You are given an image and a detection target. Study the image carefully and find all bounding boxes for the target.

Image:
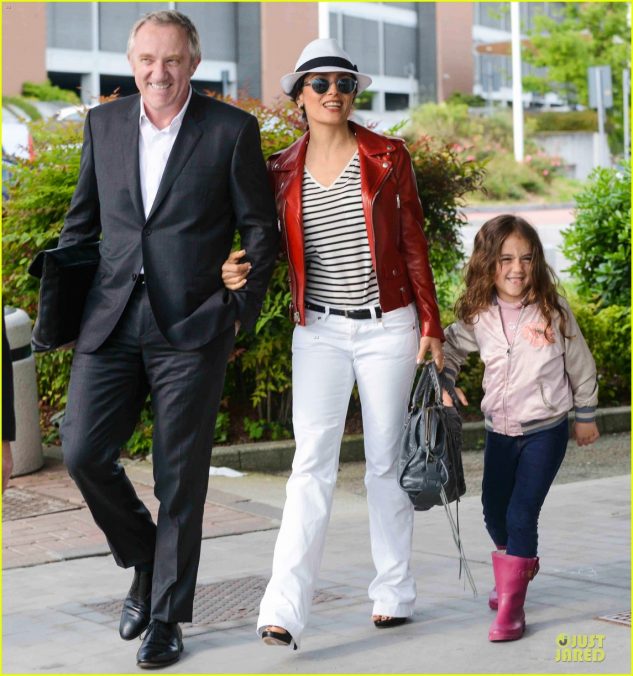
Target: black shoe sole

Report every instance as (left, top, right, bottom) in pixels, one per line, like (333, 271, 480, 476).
(373, 617, 408, 628)
(137, 643, 183, 669)
(261, 629, 297, 650)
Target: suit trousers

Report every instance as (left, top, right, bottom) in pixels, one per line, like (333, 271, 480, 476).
(257, 304, 419, 645)
(61, 281, 234, 622)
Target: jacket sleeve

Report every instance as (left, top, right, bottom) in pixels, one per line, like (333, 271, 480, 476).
(394, 143, 444, 340)
(443, 320, 480, 386)
(561, 299, 599, 422)
(58, 111, 101, 247)
(266, 157, 286, 257)
(228, 115, 280, 332)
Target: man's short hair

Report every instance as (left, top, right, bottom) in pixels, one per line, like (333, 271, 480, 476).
(127, 10, 201, 63)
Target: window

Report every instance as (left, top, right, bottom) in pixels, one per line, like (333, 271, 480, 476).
(385, 92, 410, 111)
(384, 24, 416, 78)
(342, 16, 380, 75)
(176, 3, 237, 61)
(47, 3, 93, 50)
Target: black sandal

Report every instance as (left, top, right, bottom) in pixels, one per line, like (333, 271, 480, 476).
(261, 627, 298, 650)
(373, 616, 408, 629)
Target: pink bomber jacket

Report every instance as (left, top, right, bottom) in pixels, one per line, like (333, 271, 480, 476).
(443, 296, 598, 436)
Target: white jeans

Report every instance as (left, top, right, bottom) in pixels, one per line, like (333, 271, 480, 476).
(257, 304, 419, 645)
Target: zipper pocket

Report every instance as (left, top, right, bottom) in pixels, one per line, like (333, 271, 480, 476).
(538, 382, 556, 411)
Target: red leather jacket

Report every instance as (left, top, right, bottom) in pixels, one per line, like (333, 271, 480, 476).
(268, 121, 444, 340)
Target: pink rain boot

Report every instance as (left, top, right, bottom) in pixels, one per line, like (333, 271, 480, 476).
(488, 551, 539, 641)
(488, 546, 506, 610)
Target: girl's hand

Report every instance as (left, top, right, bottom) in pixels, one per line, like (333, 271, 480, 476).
(222, 249, 251, 290)
(573, 421, 600, 447)
(442, 386, 468, 408)
(417, 336, 444, 371)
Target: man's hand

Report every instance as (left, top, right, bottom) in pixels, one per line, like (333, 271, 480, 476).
(573, 421, 600, 447)
(417, 336, 444, 371)
(222, 249, 251, 290)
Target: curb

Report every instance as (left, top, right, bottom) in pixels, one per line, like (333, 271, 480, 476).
(461, 203, 575, 214)
(44, 406, 630, 474)
(210, 406, 630, 473)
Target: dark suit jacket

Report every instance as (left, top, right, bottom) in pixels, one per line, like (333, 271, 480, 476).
(58, 91, 279, 352)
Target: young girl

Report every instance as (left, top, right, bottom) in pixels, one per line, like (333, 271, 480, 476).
(442, 214, 599, 642)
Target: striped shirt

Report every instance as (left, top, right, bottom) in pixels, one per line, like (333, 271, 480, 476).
(302, 153, 380, 309)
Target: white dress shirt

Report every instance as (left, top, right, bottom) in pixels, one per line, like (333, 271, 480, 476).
(137, 88, 192, 274)
(138, 87, 192, 219)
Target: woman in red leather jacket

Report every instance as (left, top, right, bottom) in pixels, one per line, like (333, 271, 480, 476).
(223, 38, 444, 650)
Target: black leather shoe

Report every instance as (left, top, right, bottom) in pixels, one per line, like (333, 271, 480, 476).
(136, 620, 183, 669)
(119, 570, 152, 640)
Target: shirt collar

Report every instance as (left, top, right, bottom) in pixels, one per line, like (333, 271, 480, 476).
(139, 86, 192, 132)
(493, 293, 525, 309)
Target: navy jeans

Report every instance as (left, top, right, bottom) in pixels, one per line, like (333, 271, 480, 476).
(481, 418, 568, 558)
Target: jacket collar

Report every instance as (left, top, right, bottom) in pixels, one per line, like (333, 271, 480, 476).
(270, 120, 397, 172)
(122, 91, 204, 223)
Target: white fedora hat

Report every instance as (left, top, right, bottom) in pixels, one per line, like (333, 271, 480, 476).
(280, 38, 372, 96)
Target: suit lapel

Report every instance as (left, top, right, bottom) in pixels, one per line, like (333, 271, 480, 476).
(122, 96, 144, 222)
(146, 94, 203, 223)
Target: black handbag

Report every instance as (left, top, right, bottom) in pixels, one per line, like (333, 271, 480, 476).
(398, 362, 476, 594)
(399, 362, 466, 511)
(28, 241, 100, 352)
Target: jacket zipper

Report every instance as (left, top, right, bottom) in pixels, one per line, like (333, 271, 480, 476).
(502, 305, 525, 434)
(368, 166, 393, 303)
(280, 199, 300, 323)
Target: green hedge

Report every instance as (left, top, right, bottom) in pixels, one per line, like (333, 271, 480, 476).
(568, 297, 630, 406)
(2, 95, 41, 121)
(562, 165, 631, 307)
(527, 110, 598, 133)
(22, 80, 81, 104)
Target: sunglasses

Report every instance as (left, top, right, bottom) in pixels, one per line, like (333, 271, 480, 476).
(303, 76, 358, 95)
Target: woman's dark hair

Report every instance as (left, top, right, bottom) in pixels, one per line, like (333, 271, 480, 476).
(289, 75, 308, 123)
(455, 214, 569, 339)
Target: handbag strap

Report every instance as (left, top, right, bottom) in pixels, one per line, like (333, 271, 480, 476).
(411, 362, 458, 411)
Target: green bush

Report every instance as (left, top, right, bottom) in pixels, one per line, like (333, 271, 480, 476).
(2, 95, 41, 121)
(527, 110, 598, 133)
(22, 80, 81, 104)
(568, 297, 630, 405)
(405, 134, 487, 309)
(407, 101, 569, 202)
(482, 153, 547, 200)
(562, 165, 631, 306)
(445, 91, 487, 108)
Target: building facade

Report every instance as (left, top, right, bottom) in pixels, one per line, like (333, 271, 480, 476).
(3, 2, 564, 116)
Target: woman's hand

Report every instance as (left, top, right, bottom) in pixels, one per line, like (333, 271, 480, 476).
(441, 386, 468, 408)
(573, 421, 600, 447)
(417, 336, 444, 371)
(222, 249, 251, 290)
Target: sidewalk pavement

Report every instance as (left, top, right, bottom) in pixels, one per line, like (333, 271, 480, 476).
(2, 450, 630, 674)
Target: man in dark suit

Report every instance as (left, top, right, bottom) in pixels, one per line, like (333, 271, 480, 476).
(58, 10, 278, 669)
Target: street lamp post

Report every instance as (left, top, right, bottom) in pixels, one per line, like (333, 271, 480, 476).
(510, 2, 524, 162)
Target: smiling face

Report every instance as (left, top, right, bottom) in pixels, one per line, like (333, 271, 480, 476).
(128, 21, 200, 127)
(494, 233, 533, 303)
(296, 72, 356, 128)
